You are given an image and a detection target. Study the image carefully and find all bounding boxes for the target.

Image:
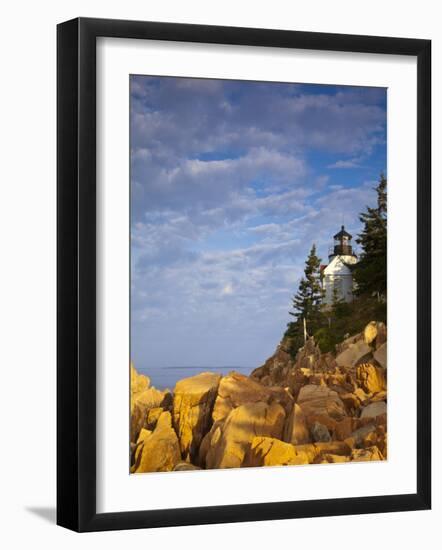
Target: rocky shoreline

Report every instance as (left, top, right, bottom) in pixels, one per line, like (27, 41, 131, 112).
(130, 321, 387, 473)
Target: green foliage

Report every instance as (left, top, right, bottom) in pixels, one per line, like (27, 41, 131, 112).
(285, 292, 386, 358)
(283, 319, 305, 358)
(354, 173, 387, 298)
(285, 277, 387, 359)
(314, 295, 386, 354)
(313, 327, 340, 354)
(285, 244, 324, 355)
(284, 175, 387, 358)
(289, 244, 323, 326)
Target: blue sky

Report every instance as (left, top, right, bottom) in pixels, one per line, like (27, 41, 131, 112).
(130, 75, 386, 370)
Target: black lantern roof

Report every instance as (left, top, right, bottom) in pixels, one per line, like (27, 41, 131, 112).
(333, 225, 352, 240)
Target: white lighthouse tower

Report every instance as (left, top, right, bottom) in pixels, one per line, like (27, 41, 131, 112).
(321, 226, 358, 306)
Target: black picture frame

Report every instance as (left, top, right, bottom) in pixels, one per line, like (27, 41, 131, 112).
(57, 17, 431, 532)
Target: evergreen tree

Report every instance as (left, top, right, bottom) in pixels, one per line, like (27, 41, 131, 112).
(289, 244, 323, 332)
(354, 173, 387, 298)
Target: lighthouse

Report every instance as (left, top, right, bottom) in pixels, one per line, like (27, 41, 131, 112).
(321, 226, 358, 306)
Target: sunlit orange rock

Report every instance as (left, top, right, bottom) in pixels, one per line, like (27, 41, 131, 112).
(244, 436, 309, 467)
(173, 372, 221, 461)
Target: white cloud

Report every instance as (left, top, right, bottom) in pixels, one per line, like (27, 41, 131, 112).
(221, 283, 234, 296)
(327, 158, 361, 169)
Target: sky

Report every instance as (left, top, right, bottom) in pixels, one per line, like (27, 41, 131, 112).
(130, 75, 386, 370)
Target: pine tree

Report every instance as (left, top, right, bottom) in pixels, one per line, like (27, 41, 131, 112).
(289, 244, 323, 331)
(354, 173, 387, 297)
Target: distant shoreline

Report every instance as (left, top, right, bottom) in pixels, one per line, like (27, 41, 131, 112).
(141, 366, 255, 370)
(137, 365, 254, 390)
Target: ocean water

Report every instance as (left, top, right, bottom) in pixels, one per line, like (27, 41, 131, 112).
(137, 365, 254, 390)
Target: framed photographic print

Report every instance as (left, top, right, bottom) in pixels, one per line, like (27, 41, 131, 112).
(57, 17, 431, 532)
